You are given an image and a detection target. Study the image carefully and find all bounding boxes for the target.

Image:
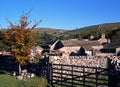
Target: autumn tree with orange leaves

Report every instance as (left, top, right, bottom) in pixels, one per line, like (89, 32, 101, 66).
(3, 14, 38, 74)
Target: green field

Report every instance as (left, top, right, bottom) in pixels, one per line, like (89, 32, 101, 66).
(0, 70, 50, 87)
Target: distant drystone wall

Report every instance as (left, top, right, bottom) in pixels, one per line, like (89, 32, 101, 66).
(49, 56, 118, 68)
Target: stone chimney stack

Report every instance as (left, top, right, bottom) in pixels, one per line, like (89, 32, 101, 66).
(101, 33, 105, 38)
(90, 35, 94, 40)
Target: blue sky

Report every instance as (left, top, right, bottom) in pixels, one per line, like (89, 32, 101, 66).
(0, 0, 120, 30)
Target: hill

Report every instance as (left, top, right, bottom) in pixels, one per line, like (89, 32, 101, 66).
(34, 22, 120, 43)
(34, 28, 68, 45)
(34, 28, 67, 34)
(68, 22, 120, 34)
(61, 22, 120, 41)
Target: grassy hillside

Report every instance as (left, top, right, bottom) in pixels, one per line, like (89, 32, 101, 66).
(69, 22, 120, 33)
(34, 22, 120, 44)
(34, 28, 67, 34)
(62, 22, 120, 40)
(34, 28, 68, 45)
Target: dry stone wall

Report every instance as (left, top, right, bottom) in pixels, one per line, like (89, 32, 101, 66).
(49, 56, 109, 68)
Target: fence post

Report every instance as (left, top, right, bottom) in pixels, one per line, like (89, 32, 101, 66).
(107, 58, 110, 87)
(95, 67, 98, 87)
(83, 66, 85, 87)
(61, 64, 63, 87)
(71, 65, 74, 87)
(107, 57, 118, 87)
(47, 63, 53, 86)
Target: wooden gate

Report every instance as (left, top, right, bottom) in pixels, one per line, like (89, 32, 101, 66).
(48, 63, 108, 87)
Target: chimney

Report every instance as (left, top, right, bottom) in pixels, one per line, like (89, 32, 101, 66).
(90, 35, 94, 40)
(101, 33, 105, 38)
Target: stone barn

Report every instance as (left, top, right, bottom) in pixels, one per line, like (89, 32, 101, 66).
(49, 33, 117, 56)
(50, 39, 102, 56)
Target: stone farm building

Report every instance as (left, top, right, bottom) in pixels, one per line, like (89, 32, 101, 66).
(50, 34, 120, 56)
(30, 46, 43, 63)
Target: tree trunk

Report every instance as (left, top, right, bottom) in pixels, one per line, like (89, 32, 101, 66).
(19, 63, 22, 75)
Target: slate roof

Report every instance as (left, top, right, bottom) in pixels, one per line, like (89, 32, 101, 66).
(103, 41, 120, 49)
(61, 39, 101, 50)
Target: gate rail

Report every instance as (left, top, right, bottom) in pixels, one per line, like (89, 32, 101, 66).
(48, 63, 108, 87)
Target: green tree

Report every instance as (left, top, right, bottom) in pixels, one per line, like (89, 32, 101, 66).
(0, 30, 10, 51)
(3, 14, 38, 74)
(36, 32, 53, 44)
(107, 27, 120, 41)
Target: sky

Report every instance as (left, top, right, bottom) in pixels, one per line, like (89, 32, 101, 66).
(0, 0, 120, 30)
